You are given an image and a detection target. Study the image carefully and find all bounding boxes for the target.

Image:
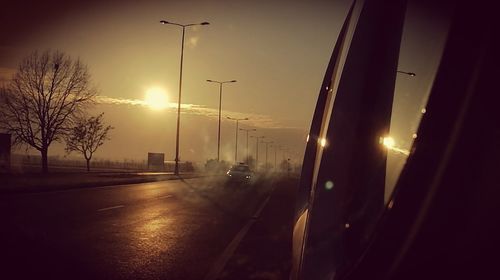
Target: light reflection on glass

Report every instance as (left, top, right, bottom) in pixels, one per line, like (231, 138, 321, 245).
(382, 136, 396, 149)
(381, 136, 410, 156)
(325, 180, 334, 190)
(388, 200, 394, 209)
(384, 0, 450, 204)
(320, 138, 327, 147)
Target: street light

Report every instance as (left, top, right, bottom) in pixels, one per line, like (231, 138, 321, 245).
(239, 128, 256, 164)
(206, 79, 237, 162)
(397, 70, 416, 76)
(280, 146, 289, 169)
(227, 116, 248, 163)
(261, 140, 273, 171)
(250, 136, 265, 170)
(271, 144, 279, 171)
(160, 20, 210, 175)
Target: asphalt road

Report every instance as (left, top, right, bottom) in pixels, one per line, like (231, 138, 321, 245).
(0, 176, 275, 280)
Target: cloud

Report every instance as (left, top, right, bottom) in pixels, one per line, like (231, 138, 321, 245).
(95, 95, 295, 129)
(96, 96, 146, 106)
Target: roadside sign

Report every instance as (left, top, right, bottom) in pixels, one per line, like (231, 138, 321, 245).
(147, 152, 165, 171)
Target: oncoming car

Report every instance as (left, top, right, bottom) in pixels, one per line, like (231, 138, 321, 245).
(226, 164, 253, 182)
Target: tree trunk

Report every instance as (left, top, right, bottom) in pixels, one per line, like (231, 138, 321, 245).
(41, 147, 48, 174)
(86, 159, 90, 172)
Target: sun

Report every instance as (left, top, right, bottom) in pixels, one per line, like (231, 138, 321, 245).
(145, 87, 169, 110)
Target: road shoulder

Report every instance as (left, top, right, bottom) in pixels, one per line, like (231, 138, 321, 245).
(212, 177, 299, 280)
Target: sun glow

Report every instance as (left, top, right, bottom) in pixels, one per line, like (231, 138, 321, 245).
(145, 87, 169, 110)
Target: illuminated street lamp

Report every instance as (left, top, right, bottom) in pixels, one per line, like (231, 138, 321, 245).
(239, 128, 256, 164)
(250, 135, 265, 170)
(227, 116, 248, 162)
(206, 79, 237, 162)
(160, 20, 209, 175)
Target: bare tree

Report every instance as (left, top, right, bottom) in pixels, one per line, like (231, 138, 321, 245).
(65, 113, 113, 172)
(0, 50, 95, 173)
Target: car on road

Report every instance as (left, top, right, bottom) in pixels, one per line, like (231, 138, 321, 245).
(226, 164, 253, 182)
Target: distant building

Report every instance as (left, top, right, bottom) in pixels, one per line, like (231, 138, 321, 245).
(0, 133, 11, 172)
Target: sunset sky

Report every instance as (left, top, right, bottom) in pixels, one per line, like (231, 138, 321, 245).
(0, 0, 449, 165)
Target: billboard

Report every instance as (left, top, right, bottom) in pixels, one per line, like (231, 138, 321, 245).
(147, 152, 165, 171)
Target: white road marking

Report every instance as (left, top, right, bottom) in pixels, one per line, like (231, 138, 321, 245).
(97, 205, 125, 212)
(96, 194, 172, 212)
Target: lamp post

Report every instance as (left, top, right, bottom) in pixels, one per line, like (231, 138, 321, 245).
(396, 70, 416, 76)
(250, 136, 265, 171)
(227, 116, 248, 163)
(280, 146, 289, 171)
(239, 128, 256, 164)
(272, 144, 279, 171)
(206, 79, 237, 162)
(287, 158, 291, 177)
(261, 140, 273, 171)
(160, 20, 209, 175)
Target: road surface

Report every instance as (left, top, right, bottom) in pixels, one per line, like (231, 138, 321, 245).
(0, 176, 274, 279)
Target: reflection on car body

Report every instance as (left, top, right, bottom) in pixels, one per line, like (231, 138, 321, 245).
(291, 0, 497, 279)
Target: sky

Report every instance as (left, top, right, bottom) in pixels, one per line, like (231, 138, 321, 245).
(0, 0, 350, 164)
(0, 0, 450, 167)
